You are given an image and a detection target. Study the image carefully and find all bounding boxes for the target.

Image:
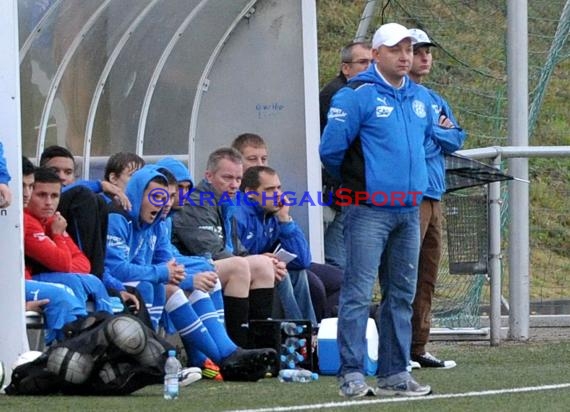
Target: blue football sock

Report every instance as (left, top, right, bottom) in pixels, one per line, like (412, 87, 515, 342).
(189, 290, 237, 359)
(165, 289, 221, 363)
(186, 347, 208, 368)
(148, 304, 163, 331)
(210, 279, 226, 323)
(126, 281, 163, 331)
(151, 282, 168, 332)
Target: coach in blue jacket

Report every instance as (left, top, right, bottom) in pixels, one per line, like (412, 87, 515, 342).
(320, 23, 462, 398)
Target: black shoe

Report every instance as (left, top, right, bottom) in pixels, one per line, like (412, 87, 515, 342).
(220, 348, 278, 382)
(411, 352, 457, 369)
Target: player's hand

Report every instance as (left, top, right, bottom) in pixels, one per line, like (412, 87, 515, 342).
(439, 114, 455, 129)
(264, 254, 287, 281)
(0, 183, 12, 208)
(193, 271, 218, 292)
(273, 259, 288, 282)
(276, 195, 292, 222)
(167, 259, 186, 285)
(25, 299, 50, 312)
(119, 290, 140, 311)
(113, 191, 132, 211)
(101, 180, 132, 211)
(50, 212, 68, 235)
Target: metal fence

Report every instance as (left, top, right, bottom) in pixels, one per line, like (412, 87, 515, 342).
(433, 146, 570, 344)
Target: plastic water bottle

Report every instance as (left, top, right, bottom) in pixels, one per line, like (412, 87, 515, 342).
(278, 368, 318, 383)
(279, 351, 305, 369)
(281, 321, 304, 336)
(284, 337, 307, 353)
(164, 349, 181, 400)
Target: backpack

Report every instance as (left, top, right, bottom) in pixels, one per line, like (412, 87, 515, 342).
(6, 313, 173, 396)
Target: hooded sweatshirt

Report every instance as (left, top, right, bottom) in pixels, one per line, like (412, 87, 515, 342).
(105, 165, 170, 283)
(156, 157, 193, 186)
(320, 64, 461, 210)
(420, 85, 466, 200)
(153, 158, 214, 279)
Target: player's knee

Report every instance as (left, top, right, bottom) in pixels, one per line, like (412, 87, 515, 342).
(232, 256, 250, 273)
(165, 284, 182, 299)
(227, 256, 251, 283)
(249, 255, 274, 282)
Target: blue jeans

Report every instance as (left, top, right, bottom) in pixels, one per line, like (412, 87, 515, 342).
(274, 269, 317, 327)
(337, 205, 420, 380)
(324, 207, 346, 270)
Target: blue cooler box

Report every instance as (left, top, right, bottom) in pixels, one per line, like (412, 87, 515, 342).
(317, 317, 378, 376)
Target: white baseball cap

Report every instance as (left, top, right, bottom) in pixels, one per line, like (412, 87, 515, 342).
(408, 28, 436, 48)
(372, 23, 416, 49)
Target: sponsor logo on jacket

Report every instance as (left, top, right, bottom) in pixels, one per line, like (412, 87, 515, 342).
(376, 105, 394, 117)
(329, 107, 347, 122)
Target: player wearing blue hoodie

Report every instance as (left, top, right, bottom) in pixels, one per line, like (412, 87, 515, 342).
(153, 159, 218, 293)
(408, 28, 466, 370)
(105, 165, 277, 381)
(320, 23, 459, 398)
(155, 158, 230, 379)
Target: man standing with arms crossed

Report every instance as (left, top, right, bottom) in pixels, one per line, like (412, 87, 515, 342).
(321, 22, 460, 398)
(408, 28, 466, 369)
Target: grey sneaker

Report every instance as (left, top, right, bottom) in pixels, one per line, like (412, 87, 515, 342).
(339, 380, 377, 398)
(376, 377, 432, 397)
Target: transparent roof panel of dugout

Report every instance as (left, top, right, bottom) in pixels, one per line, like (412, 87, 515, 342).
(142, 0, 253, 156)
(43, 0, 152, 157)
(17, 0, 263, 159)
(90, 0, 202, 156)
(19, 0, 105, 158)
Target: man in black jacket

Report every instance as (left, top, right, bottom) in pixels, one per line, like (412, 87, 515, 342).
(319, 41, 372, 270)
(171, 148, 277, 347)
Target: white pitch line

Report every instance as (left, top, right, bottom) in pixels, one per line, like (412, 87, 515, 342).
(224, 383, 570, 412)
